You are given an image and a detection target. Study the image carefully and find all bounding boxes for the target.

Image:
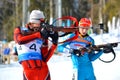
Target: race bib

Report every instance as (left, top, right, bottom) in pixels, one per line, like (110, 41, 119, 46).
(16, 39, 43, 55)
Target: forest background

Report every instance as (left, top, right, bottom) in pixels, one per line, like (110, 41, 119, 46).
(0, 0, 120, 41)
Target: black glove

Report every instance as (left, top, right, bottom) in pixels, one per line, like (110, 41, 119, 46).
(72, 49, 82, 57)
(40, 27, 49, 39)
(49, 31, 58, 45)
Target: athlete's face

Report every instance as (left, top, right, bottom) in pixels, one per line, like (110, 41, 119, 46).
(29, 22, 41, 31)
(31, 18, 44, 28)
(79, 27, 89, 36)
(31, 22, 41, 27)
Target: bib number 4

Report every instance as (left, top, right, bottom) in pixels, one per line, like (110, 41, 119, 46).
(29, 43, 37, 51)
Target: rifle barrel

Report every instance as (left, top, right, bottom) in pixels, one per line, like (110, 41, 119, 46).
(46, 26, 78, 32)
(95, 42, 119, 48)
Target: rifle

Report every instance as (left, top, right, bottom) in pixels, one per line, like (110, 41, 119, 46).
(78, 42, 120, 63)
(21, 22, 78, 36)
(84, 42, 118, 52)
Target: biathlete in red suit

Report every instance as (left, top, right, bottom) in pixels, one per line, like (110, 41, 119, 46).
(14, 10, 58, 80)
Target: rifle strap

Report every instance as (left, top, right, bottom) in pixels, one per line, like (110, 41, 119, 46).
(99, 48, 116, 63)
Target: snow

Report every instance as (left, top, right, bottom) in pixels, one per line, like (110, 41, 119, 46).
(0, 50, 120, 80)
(0, 61, 23, 80)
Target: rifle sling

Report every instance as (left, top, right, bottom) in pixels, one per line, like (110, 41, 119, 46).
(99, 48, 116, 63)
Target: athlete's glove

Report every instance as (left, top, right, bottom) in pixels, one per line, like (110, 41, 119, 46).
(49, 31, 58, 45)
(40, 27, 49, 39)
(72, 49, 82, 57)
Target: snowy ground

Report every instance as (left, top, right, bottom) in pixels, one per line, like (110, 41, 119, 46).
(0, 51, 120, 80)
(0, 33, 120, 80)
(0, 61, 23, 80)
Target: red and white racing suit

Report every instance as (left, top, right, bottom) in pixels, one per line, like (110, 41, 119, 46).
(14, 27, 57, 80)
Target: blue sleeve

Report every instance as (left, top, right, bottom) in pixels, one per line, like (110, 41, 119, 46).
(57, 42, 70, 53)
(89, 50, 103, 61)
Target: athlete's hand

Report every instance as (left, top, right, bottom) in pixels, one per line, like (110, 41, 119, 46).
(72, 49, 82, 57)
(40, 27, 49, 39)
(49, 31, 58, 45)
